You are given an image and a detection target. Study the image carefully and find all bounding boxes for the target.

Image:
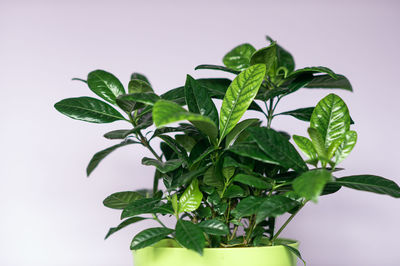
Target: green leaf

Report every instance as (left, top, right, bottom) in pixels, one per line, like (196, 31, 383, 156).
(255, 195, 299, 224)
(231, 196, 265, 218)
(128, 79, 153, 94)
(335, 130, 357, 164)
(130, 227, 174, 250)
(311, 93, 351, 149)
(175, 220, 205, 255)
(54, 97, 126, 123)
(121, 198, 173, 219)
(171, 166, 209, 189)
(219, 64, 266, 142)
(178, 179, 203, 213)
(250, 43, 277, 75)
(86, 140, 138, 176)
(105, 217, 147, 239)
(175, 135, 197, 152)
(171, 194, 178, 214)
(307, 127, 327, 160)
(103, 191, 143, 209)
(87, 70, 125, 104)
(233, 174, 271, 189)
(194, 64, 240, 75)
(130, 72, 151, 86)
(335, 175, 400, 198)
(293, 169, 333, 202)
(117, 92, 160, 106)
(282, 244, 307, 266)
(158, 135, 189, 162)
(142, 157, 183, 174)
(223, 43, 256, 71)
(267, 36, 295, 73)
(278, 107, 314, 122)
(248, 127, 308, 173)
(228, 143, 279, 165)
(203, 166, 224, 189)
(199, 219, 229, 236)
(103, 129, 133, 139)
(225, 119, 259, 147)
(223, 185, 246, 198)
(288, 66, 337, 79)
(153, 100, 218, 142)
(293, 135, 317, 161)
(185, 75, 219, 127)
(305, 74, 352, 91)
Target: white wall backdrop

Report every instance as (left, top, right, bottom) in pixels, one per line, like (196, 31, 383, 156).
(1, 0, 399, 265)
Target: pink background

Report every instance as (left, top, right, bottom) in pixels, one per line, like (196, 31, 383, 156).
(1, 0, 399, 265)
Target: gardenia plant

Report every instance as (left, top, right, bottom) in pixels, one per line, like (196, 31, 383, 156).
(55, 36, 400, 261)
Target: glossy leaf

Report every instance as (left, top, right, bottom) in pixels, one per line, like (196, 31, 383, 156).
(219, 64, 266, 142)
(103, 129, 133, 140)
(278, 107, 314, 122)
(54, 97, 126, 123)
(250, 43, 277, 75)
(105, 217, 147, 239)
(288, 66, 337, 79)
(87, 140, 138, 176)
(198, 219, 229, 236)
(128, 79, 153, 94)
(103, 191, 143, 209)
(231, 196, 265, 218)
(307, 127, 327, 159)
(229, 143, 279, 165)
(310, 93, 350, 149)
(223, 185, 246, 198)
(87, 70, 125, 104)
(130, 72, 151, 85)
(256, 195, 299, 224)
(175, 220, 205, 255)
(305, 74, 352, 91)
(178, 179, 203, 213)
(282, 244, 307, 266)
(267, 36, 295, 73)
(233, 174, 271, 189)
(335, 130, 357, 164)
(225, 118, 259, 147)
(203, 166, 224, 189)
(142, 157, 183, 174)
(248, 127, 308, 173)
(223, 43, 256, 71)
(185, 75, 219, 127)
(130, 227, 174, 250)
(194, 64, 240, 75)
(117, 92, 160, 106)
(293, 135, 317, 161)
(121, 198, 159, 219)
(335, 175, 400, 198)
(153, 100, 218, 142)
(293, 169, 333, 202)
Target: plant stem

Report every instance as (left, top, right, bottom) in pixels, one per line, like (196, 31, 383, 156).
(271, 202, 307, 243)
(245, 215, 256, 245)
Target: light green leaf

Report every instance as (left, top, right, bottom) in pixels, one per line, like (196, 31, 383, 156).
(305, 74, 352, 91)
(142, 157, 183, 173)
(87, 140, 138, 176)
(105, 217, 147, 239)
(255, 195, 299, 223)
(219, 64, 266, 143)
(130, 227, 174, 250)
(335, 175, 400, 198)
(307, 127, 327, 160)
(267, 36, 295, 73)
(225, 118, 259, 147)
(247, 127, 308, 173)
(178, 179, 203, 213)
(171, 194, 178, 214)
(103, 191, 143, 209)
(198, 219, 229, 236)
(153, 100, 218, 142)
(310, 93, 350, 149)
(335, 130, 357, 164)
(175, 220, 205, 255)
(250, 43, 277, 75)
(293, 135, 317, 161)
(87, 70, 125, 104)
(54, 97, 126, 123)
(233, 174, 271, 189)
(293, 169, 333, 202)
(223, 43, 256, 71)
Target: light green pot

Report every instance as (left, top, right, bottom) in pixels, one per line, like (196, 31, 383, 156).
(133, 239, 299, 266)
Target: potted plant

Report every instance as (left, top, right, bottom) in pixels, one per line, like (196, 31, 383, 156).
(54, 36, 400, 266)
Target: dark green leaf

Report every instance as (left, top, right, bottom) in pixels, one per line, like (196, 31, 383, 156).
(250, 42, 277, 75)
(256, 195, 299, 223)
(229, 143, 279, 165)
(194, 64, 240, 75)
(223, 43, 256, 71)
(203, 166, 224, 189)
(87, 140, 138, 176)
(130, 72, 151, 86)
(335, 175, 400, 198)
(225, 119, 260, 147)
(233, 174, 271, 189)
(267, 36, 295, 73)
(288, 66, 337, 79)
(175, 220, 205, 255)
(305, 74, 352, 91)
(231, 196, 264, 218)
(103, 191, 143, 209)
(293, 169, 333, 202)
(54, 97, 126, 123)
(130, 227, 174, 250)
(219, 64, 266, 142)
(121, 198, 161, 219)
(248, 127, 308, 173)
(117, 92, 160, 106)
(199, 219, 229, 236)
(103, 129, 133, 140)
(158, 135, 189, 162)
(87, 70, 125, 104)
(105, 217, 147, 239)
(142, 157, 183, 174)
(223, 185, 246, 198)
(278, 107, 314, 122)
(171, 166, 209, 188)
(282, 244, 307, 266)
(128, 79, 153, 94)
